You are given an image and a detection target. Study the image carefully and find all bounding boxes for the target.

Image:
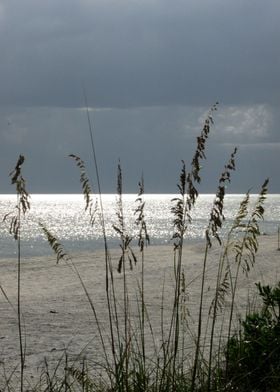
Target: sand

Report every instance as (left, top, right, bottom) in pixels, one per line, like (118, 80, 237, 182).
(0, 234, 279, 385)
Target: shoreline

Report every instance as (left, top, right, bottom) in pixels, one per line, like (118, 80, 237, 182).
(0, 234, 279, 383)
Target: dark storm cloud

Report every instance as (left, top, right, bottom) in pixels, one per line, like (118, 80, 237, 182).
(0, 1, 279, 193)
(0, 0, 279, 108)
(0, 104, 279, 193)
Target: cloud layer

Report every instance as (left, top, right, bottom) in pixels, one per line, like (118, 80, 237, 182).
(0, 0, 279, 108)
(0, 1, 279, 192)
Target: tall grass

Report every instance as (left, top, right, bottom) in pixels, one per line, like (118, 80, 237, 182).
(3, 155, 30, 392)
(1, 106, 275, 391)
(193, 147, 237, 392)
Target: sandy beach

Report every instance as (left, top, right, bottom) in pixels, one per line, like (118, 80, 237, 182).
(0, 234, 279, 385)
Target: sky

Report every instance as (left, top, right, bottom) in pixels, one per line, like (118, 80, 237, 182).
(0, 0, 279, 194)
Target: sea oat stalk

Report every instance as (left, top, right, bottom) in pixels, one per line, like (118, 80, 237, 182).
(4, 155, 30, 392)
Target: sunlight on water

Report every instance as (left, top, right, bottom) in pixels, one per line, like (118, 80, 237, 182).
(0, 194, 279, 258)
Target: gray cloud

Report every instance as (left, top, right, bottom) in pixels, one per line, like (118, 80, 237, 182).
(0, 1, 279, 193)
(0, 0, 279, 108)
(0, 104, 279, 193)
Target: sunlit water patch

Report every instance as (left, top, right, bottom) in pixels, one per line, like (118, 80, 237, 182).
(0, 194, 279, 258)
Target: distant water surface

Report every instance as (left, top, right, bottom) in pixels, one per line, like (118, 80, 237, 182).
(0, 194, 279, 258)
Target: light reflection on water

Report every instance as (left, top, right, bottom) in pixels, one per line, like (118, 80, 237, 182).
(0, 194, 279, 258)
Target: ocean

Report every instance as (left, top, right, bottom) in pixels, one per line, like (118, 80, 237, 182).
(0, 194, 279, 258)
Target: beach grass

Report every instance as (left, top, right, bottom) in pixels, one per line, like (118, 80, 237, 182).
(1, 105, 280, 391)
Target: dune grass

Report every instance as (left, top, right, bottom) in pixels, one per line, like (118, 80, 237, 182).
(1, 105, 279, 391)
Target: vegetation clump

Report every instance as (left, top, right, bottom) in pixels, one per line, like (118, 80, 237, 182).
(224, 281, 280, 392)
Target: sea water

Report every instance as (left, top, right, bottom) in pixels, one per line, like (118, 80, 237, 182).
(0, 194, 279, 258)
